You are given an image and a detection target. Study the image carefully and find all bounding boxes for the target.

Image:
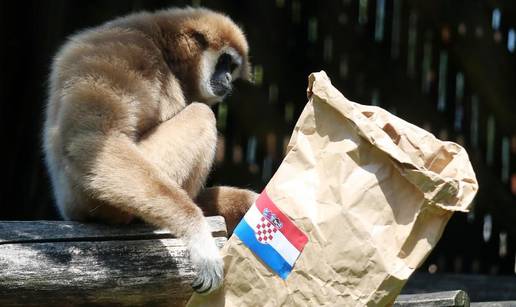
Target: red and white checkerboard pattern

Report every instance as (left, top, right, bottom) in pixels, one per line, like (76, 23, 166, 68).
(255, 216, 278, 244)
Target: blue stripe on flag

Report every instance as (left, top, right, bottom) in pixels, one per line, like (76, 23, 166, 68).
(234, 218, 293, 279)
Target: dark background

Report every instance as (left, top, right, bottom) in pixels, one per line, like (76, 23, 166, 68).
(1, 0, 515, 300)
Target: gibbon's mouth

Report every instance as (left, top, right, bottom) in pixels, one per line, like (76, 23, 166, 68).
(210, 79, 232, 97)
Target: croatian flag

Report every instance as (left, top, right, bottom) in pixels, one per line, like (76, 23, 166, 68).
(234, 191, 308, 279)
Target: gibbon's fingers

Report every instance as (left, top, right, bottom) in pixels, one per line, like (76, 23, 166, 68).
(189, 230, 224, 294)
(138, 102, 217, 198)
(196, 186, 258, 234)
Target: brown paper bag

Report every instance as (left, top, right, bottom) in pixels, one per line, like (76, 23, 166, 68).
(188, 71, 478, 306)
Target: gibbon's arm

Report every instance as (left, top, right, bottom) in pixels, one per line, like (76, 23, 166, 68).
(137, 103, 217, 199)
(137, 102, 259, 234)
(82, 131, 222, 293)
(87, 134, 199, 236)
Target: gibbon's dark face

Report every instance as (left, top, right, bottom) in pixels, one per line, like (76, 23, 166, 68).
(198, 46, 245, 104)
(210, 52, 241, 97)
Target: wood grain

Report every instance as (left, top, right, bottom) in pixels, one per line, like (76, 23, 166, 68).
(0, 217, 227, 306)
(394, 290, 470, 307)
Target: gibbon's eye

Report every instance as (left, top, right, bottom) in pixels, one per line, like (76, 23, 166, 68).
(215, 53, 238, 73)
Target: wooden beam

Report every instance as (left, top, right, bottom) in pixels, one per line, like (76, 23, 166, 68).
(0, 217, 226, 307)
(394, 290, 470, 307)
(402, 273, 516, 302)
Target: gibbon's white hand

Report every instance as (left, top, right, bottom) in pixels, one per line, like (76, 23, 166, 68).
(188, 222, 224, 294)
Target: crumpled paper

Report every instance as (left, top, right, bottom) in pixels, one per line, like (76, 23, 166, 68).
(188, 71, 478, 306)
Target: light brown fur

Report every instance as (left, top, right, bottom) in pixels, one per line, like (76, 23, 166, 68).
(43, 7, 256, 294)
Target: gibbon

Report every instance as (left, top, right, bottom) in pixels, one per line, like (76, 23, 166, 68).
(43, 7, 257, 294)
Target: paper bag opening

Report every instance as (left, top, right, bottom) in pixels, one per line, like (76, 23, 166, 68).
(306, 71, 477, 213)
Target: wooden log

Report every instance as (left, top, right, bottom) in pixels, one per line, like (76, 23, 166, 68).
(0, 217, 226, 307)
(402, 272, 516, 301)
(394, 290, 470, 307)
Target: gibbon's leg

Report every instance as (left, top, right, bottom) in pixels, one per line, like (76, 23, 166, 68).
(84, 131, 222, 294)
(138, 102, 216, 198)
(195, 186, 258, 234)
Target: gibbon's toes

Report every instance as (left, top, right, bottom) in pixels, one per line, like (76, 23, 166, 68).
(190, 253, 223, 294)
(189, 234, 224, 294)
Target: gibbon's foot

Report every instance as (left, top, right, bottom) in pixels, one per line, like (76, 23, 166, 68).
(196, 187, 259, 234)
(188, 224, 224, 294)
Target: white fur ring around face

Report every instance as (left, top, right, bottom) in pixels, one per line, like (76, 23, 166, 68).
(188, 227, 224, 294)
